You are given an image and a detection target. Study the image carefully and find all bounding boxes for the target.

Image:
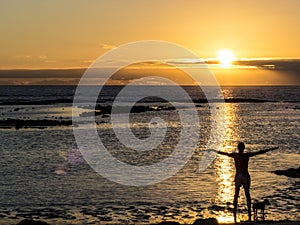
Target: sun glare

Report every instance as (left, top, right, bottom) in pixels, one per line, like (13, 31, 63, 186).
(217, 50, 235, 68)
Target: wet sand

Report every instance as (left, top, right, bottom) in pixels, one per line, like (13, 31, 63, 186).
(10, 219, 300, 225)
(156, 221, 300, 225)
(4, 216, 300, 225)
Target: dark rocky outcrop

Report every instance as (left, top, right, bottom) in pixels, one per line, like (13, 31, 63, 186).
(193, 218, 219, 225)
(157, 222, 181, 225)
(274, 167, 300, 178)
(0, 118, 72, 129)
(16, 219, 50, 225)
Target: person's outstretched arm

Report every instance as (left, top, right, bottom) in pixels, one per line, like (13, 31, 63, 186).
(208, 149, 233, 157)
(249, 147, 279, 157)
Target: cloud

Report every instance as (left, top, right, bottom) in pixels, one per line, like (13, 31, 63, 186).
(0, 69, 85, 79)
(44, 60, 56, 63)
(100, 43, 117, 50)
(39, 55, 47, 59)
(0, 58, 299, 85)
(15, 55, 31, 59)
(234, 58, 300, 72)
(31, 79, 79, 85)
(82, 59, 94, 64)
(166, 58, 205, 65)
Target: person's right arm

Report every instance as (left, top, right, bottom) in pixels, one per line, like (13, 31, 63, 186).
(208, 149, 233, 157)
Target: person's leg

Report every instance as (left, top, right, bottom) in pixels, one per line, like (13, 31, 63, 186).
(233, 184, 240, 223)
(244, 185, 251, 221)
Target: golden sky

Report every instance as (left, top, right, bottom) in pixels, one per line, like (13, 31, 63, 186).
(0, 0, 299, 84)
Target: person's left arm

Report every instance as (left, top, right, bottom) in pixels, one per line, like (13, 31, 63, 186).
(248, 147, 279, 157)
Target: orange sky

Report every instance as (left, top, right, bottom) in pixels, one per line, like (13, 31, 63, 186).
(0, 0, 299, 85)
(1, 0, 300, 69)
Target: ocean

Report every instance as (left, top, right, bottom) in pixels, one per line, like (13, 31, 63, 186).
(0, 85, 299, 224)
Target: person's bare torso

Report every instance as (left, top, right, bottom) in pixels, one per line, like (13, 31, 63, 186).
(232, 153, 250, 175)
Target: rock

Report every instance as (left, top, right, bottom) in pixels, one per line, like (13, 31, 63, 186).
(193, 218, 219, 225)
(16, 219, 50, 225)
(274, 167, 300, 178)
(157, 222, 180, 225)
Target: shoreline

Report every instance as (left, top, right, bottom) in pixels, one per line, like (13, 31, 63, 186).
(220, 222, 299, 225)
(7, 218, 300, 225)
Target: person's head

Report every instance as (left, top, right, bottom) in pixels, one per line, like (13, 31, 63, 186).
(237, 142, 245, 153)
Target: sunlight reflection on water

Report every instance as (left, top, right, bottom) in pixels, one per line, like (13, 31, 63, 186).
(215, 103, 238, 223)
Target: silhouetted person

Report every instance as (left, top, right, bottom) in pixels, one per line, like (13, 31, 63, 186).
(211, 142, 278, 223)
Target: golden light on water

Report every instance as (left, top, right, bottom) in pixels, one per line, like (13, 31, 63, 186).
(215, 156, 235, 223)
(216, 154, 234, 200)
(215, 103, 239, 223)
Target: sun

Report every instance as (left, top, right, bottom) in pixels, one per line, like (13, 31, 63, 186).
(217, 50, 235, 68)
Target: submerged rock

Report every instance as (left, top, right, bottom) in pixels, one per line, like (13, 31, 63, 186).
(0, 118, 72, 129)
(16, 219, 50, 225)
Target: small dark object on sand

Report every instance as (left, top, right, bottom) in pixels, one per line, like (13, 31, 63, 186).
(16, 219, 50, 225)
(193, 218, 219, 225)
(253, 199, 270, 221)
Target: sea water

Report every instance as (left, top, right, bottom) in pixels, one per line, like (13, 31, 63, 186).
(0, 86, 299, 224)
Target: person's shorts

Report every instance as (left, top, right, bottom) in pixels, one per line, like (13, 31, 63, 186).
(235, 173, 250, 188)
